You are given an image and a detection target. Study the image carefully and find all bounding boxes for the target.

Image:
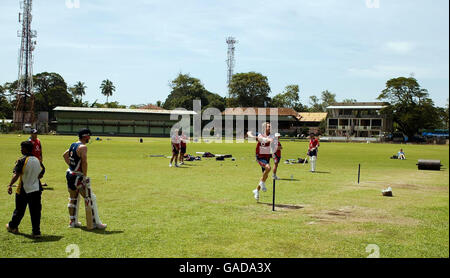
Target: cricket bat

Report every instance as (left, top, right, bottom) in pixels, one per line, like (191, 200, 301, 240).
(84, 178, 95, 230)
(303, 156, 308, 165)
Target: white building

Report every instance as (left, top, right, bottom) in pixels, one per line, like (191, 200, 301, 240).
(326, 102, 393, 138)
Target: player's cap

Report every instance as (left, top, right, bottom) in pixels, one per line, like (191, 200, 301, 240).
(78, 128, 92, 138)
(31, 129, 38, 134)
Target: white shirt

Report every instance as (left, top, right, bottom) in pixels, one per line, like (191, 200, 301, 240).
(171, 134, 180, 144)
(20, 156, 42, 194)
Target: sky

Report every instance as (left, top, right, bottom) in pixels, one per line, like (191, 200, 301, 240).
(0, 0, 449, 108)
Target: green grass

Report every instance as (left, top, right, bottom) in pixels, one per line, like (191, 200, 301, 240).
(0, 134, 448, 258)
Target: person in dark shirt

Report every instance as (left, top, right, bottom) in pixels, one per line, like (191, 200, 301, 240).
(63, 128, 107, 230)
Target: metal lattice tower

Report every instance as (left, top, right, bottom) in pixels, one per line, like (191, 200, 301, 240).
(226, 36, 237, 97)
(14, 0, 37, 129)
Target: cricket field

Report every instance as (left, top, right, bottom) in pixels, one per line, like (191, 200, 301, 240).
(0, 134, 448, 258)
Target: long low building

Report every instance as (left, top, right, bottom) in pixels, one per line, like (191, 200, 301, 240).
(53, 107, 196, 137)
(326, 102, 393, 137)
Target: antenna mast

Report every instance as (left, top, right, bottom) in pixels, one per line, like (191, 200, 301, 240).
(226, 36, 237, 98)
(14, 0, 37, 130)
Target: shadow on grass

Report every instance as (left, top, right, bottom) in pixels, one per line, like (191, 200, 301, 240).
(18, 233, 63, 243)
(277, 178, 301, 181)
(79, 227, 124, 235)
(258, 202, 304, 210)
(310, 171, 331, 174)
(42, 187, 54, 191)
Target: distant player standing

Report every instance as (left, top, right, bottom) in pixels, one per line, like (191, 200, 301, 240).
(248, 122, 273, 201)
(29, 129, 47, 187)
(307, 133, 320, 172)
(170, 129, 181, 167)
(271, 133, 282, 180)
(63, 128, 106, 229)
(179, 131, 188, 165)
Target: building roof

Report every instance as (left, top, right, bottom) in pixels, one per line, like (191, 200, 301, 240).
(298, 112, 328, 122)
(53, 106, 196, 115)
(223, 107, 299, 117)
(326, 102, 389, 110)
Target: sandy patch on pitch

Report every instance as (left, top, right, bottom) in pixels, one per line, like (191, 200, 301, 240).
(363, 181, 448, 193)
(307, 205, 420, 226)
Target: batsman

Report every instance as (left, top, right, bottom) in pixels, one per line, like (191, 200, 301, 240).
(307, 133, 320, 172)
(63, 128, 107, 230)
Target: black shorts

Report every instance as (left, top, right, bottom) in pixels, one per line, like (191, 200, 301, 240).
(180, 146, 186, 154)
(308, 149, 318, 157)
(66, 172, 83, 191)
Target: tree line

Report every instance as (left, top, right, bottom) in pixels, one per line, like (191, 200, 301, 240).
(0, 72, 119, 120)
(1, 71, 448, 140)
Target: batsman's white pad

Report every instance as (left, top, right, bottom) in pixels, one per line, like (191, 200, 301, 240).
(310, 156, 317, 171)
(84, 179, 104, 226)
(90, 191, 104, 225)
(73, 196, 81, 223)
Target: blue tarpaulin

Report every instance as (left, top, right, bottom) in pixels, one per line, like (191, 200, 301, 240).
(422, 132, 449, 137)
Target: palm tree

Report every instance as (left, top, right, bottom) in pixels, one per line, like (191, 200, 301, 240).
(100, 79, 115, 104)
(71, 81, 87, 102)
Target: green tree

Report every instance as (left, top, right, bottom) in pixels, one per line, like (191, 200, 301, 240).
(321, 90, 337, 110)
(308, 95, 323, 112)
(204, 93, 226, 111)
(272, 84, 305, 111)
(104, 101, 126, 109)
(308, 90, 337, 112)
(378, 77, 441, 140)
(228, 72, 271, 107)
(342, 98, 357, 103)
(163, 73, 225, 111)
(33, 72, 73, 119)
(100, 79, 115, 104)
(0, 85, 14, 119)
(70, 81, 87, 102)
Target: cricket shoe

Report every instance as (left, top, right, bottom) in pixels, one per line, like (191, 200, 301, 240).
(95, 223, 107, 230)
(175, 164, 180, 167)
(259, 181, 267, 192)
(31, 233, 42, 239)
(252, 189, 260, 201)
(68, 220, 82, 228)
(169, 163, 173, 167)
(6, 224, 19, 234)
(272, 175, 280, 180)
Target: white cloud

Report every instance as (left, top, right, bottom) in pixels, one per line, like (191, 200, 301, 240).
(346, 65, 449, 80)
(383, 41, 415, 54)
